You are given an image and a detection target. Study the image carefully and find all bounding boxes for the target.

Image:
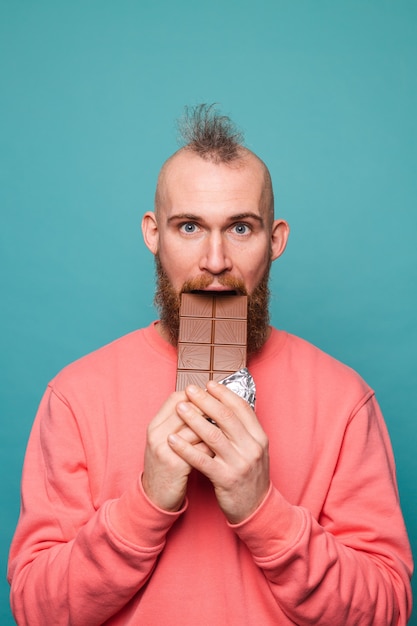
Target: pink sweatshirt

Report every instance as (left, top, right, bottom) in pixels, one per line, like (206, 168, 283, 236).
(8, 323, 413, 625)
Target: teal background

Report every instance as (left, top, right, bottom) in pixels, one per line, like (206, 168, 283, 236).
(1, 1, 416, 623)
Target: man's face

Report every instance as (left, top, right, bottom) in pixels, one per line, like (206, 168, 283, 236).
(153, 254, 271, 353)
(142, 150, 289, 350)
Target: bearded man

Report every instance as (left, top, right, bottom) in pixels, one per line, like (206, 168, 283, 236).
(8, 105, 412, 625)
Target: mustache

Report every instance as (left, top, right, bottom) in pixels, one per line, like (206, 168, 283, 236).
(181, 274, 248, 295)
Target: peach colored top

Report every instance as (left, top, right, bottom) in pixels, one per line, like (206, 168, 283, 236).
(8, 323, 413, 625)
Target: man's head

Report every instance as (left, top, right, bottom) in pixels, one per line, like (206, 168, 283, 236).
(155, 104, 275, 226)
(142, 104, 289, 353)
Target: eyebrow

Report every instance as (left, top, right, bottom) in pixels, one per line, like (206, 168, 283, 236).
(167, 212, 265, 225)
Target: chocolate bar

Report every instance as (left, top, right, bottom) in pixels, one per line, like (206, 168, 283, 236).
(176, 293, 248, 391)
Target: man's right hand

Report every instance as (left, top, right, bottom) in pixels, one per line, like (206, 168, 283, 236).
(142, 391, 210, 511)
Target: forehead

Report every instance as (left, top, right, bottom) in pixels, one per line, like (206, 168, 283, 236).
(157, 151, 267, 216)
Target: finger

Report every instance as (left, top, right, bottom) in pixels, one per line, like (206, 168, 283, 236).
(193, 440, 215, 458)
(206, 380, 256, 421)
(149, 390, 204, 436)
(183, 384, 253, 440)
(149, 391, 187, 429)
(168, 431, 217, 473)
(170, 426, 214, 456)
(176, 400, 240, 462)
(176, 424, 204, 445)
(206, 381, 266, 440)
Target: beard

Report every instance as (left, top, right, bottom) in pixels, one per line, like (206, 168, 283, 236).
(154, 254, 271, 355)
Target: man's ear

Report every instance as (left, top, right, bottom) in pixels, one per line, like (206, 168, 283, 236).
(142, 211, 159, 255)
(270, 219, 290, 261)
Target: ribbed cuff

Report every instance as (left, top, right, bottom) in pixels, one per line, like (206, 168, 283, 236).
(108, 475, 188, 549)
(228, 484, 304, 559)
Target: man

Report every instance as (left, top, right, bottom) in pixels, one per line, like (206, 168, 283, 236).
(8, 105, 413, 625)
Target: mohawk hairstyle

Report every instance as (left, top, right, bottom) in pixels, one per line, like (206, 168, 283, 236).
(178, 103, 245, 163)
(155, 104, 274, 222)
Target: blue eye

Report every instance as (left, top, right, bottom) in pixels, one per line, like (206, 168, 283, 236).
(232, 223, 250, 235)
(180, 222, 197, 233)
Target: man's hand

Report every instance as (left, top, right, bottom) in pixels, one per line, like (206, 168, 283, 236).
(142, 391, 211, 512)
(168, 380, 270, 524)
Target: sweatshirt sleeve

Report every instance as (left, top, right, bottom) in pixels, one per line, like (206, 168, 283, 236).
(8, 385, 186, 626)
(230, 394, 413, 625)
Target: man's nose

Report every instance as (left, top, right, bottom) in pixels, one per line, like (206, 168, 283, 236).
(199, 232, 232, 275)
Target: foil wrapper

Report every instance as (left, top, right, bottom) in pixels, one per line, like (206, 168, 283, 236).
(206, 368, 256, 425)
(219, 367, 256, 409)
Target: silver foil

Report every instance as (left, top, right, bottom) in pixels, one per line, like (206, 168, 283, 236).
(218, 367, 256, 409)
